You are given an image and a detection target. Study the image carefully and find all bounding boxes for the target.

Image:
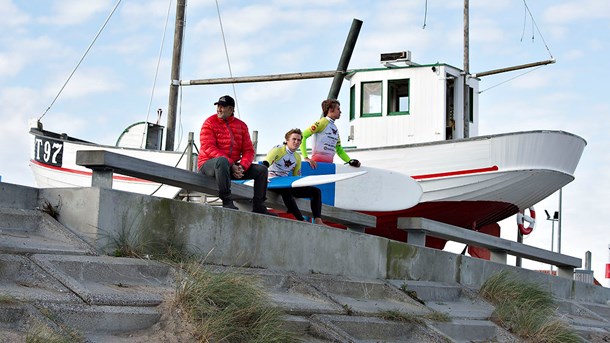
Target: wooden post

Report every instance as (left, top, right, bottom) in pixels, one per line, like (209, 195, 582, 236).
(166, 0, 186, 151)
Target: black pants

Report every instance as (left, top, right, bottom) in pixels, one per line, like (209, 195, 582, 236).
(275, 186, 322, 221)
(199, 157, 268, 206)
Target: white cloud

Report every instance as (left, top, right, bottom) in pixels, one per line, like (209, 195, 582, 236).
(0, 0, 30, 27)
(39, 0, 114, 26)
(44, 67, 122, 99)
(544, 0, 610, 24)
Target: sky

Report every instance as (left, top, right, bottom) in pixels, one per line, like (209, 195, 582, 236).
(1, 0, 609, 284)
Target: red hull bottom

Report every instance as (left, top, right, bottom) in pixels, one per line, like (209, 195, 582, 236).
(274, 200, 517, 254)
(362, 200, 518, 250)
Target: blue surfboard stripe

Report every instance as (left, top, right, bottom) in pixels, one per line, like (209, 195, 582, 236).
(232, 175, 305, 189)
(300, 162, 337, 206)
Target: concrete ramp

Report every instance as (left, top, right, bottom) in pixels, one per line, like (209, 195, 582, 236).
(0, 208, 95, 255)
(31, 254, 174, 306)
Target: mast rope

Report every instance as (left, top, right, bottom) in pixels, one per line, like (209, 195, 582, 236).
(141, 0, 174, 149)
(520, 0, 554, 59)
(39, 0, 123, 121)
(478, 65, 544, 94)
(480, 1, 554, 93)
(215, 0, 240, 118)
(422, 0, 428, 29)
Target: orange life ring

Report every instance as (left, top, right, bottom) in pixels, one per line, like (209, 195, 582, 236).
(517, 207, 536, 235)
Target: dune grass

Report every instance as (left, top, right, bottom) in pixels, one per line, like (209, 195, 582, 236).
(25, 323, 80, 343)
(479, 271, 582, 343)
(174, 262, 297, 343)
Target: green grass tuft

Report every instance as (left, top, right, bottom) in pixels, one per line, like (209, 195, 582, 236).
(480, 271, 582, 343)
(25, 323, 80, 343)
(175, 262, 298, 343)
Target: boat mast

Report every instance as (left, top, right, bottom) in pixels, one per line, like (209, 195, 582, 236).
(166, 0, 186, 151)
(463, 0, 470, 138)
(327, 19, 362, 100)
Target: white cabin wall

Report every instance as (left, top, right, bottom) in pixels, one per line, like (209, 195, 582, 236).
(349, 66, 450, 149)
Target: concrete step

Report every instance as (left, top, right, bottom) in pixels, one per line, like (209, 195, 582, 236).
(0, 254, 81, 304)
(257, 272, 346, 315)
(281, 315, 338, 343)
(310, 314, 451, 342)
(570, 324, 610, 343)
(299, 274, 431, 316)
(389, 279, 495, 320)
(555, 299, 610, 342)
(570, 300, 610, 321)
(430, 318, 508, 343)
(30, 254, 175, 306)
(0, 208, 95, 255)
(389, 280, 462, 302)
(42, 303, 161, 337)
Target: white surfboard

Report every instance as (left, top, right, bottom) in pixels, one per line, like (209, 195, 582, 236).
(300, 162, 422, 211)
(232, 171, 367, 189)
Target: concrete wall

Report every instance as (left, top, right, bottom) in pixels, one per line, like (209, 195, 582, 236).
(0, 182, 39, 210)
(3, 182, 609, 304)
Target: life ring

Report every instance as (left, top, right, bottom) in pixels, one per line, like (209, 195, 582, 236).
(517, 207, 536, 235)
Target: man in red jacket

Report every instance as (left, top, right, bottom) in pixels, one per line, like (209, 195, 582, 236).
(197, 95, 277, 216)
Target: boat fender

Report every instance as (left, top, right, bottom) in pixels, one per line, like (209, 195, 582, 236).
(517, 207, 536, 235)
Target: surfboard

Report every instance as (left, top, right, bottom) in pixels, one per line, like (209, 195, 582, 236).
(300, 162, 422, 211)
(232, 171, 367, 189)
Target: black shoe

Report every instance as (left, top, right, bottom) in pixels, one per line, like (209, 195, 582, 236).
(252, 206, 278, 217)
(222, 200, 239, 210)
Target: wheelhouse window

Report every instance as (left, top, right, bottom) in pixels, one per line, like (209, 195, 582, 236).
(388, 79, 409, 115)
(361, 81, 382, 117)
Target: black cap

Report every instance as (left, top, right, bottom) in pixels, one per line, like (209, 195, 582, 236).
(214, 95, 235, 107)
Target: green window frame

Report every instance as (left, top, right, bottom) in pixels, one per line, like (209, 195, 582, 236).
(361, 81, 382, 117)
(388, 78, 410, 116)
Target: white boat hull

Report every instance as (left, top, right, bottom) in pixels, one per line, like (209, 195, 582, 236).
(341, 130, 585, 247)
(29, 128, 191, 199)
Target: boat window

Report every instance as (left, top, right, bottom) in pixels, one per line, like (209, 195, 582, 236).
(388, 79, 410, 116)
(361, 81, 382, 117)
(349, 85, 356, 121)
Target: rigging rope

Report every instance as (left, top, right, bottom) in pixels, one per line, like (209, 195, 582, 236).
(215, 0, 240, 118)
(146, 0, 174, 124)
(39, 0, 123, 121)
(141, 0, 174, 149)
(480, 1, 555, 93)
(520, 0, 554, 59)
(478, 65, 544, 94)
(422, 0, 428, 29)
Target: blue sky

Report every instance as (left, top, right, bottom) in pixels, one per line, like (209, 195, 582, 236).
(1, 0, 609, 284)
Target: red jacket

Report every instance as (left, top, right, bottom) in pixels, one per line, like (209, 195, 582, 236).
(197, 114, 255, 170)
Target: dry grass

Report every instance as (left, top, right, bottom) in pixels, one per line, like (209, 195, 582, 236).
(479, 271, 582, 343)
(377, 310, 425, 325)
(377, 309, 450, 325)
(106, 217, 194, 264)
(25, 323, 80, 343)
(0, 294, 18, 305)
(174, 262, 297, 343)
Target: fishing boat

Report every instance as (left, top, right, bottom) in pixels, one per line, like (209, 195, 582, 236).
(27, 1, 586, 252)
(333, 59, 585, 248)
